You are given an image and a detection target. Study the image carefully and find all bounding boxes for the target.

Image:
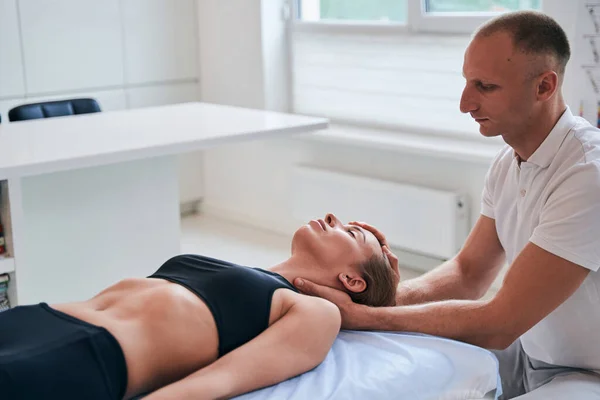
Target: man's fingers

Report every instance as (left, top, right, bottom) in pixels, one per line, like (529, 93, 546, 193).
(382, 245, 400, 269)
(382, 245, 398, 261)
(294, 278, 350, 305)
(294, 278, 319, 296)
(351, 221, 389, 247)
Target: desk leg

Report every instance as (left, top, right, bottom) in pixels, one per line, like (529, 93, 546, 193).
(14, 156, 181, 304)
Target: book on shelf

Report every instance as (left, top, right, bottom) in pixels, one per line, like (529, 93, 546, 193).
(0, 273, 10, 312)
(0, 297, 10, 312)
(0, 218, 6, 256)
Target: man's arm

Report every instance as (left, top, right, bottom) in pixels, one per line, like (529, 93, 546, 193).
(358, 242, 590, 349)
(356, 215, 506, 305)
(145, 292, 340, 400)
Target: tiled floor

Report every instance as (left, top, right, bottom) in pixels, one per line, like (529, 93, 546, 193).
(180, 213, 424, 281)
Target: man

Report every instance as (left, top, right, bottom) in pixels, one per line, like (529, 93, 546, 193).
(294, 10, 600, 399)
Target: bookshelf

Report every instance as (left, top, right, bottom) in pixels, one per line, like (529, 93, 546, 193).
(0, 257, 14, 275)
(580, 2, 600, 125)
(0, 180, 15, 308)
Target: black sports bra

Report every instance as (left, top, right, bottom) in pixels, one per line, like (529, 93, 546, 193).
(148, 254, 297, 356)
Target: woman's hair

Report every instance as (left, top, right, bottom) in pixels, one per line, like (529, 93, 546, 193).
(349, 254, 397, 307)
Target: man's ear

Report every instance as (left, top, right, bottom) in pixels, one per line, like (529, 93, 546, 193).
(536, 71, 558, 101)
(338, 272, 367, 294)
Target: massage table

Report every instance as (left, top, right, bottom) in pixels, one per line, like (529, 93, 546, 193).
(232, 331, 501, 400)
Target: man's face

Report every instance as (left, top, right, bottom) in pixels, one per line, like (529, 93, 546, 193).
(460, 31, 539, 139)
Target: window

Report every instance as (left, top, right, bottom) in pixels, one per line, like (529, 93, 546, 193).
(295, 0, 542, 32)
(297, 0, 408, 23)
(414, 0, 542, 33)
(425, 0, 541, 14)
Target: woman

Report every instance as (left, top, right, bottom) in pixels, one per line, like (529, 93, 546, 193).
(0, 213, 399, 400)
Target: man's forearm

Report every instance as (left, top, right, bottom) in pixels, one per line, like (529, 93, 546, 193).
(396, 258, 484, 306)
(360, 298, 512, 349)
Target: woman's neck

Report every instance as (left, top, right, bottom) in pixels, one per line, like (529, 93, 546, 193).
(269, 255, 341, 291)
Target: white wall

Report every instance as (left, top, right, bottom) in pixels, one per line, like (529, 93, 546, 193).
(261, 0, 291, 112)
(197, 0, 265, 109)
(564, 1, 600, 126)
(0, 0, 26, 99)
(0, 0, 204, 205)
(196, 0, 291, 112)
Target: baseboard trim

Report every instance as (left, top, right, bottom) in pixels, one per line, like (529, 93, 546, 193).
(180, 199, 202, 217)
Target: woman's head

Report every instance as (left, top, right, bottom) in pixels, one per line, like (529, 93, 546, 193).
(291, 213, 399, 307)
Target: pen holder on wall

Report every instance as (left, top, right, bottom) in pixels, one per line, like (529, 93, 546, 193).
(586, 3, 600, 33)
(583, 65, 600, 94)
(582, 65, 600, 128)
(584, 34, 600, 64)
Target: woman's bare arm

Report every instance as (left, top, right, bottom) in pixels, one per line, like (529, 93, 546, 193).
(144, 291, 341, 400)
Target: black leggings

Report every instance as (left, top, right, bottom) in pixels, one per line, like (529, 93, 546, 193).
(0, 303, 128, 400)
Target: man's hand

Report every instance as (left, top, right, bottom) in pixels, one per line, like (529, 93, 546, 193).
(349, 220, 389, 247)
(293, 278, 370, 330)
(350, 221, 401, 277)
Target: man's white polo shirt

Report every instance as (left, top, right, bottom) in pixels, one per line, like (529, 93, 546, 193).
(481, 106, 600, 370)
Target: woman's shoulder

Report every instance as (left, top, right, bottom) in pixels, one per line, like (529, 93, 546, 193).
(270, 289, 341, 325)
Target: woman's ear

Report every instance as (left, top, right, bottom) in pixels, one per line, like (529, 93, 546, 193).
(338, 272, 367, 294)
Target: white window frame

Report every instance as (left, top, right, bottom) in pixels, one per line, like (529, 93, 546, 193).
(293, 0, 544, 35)
(409, 0, 504, 34)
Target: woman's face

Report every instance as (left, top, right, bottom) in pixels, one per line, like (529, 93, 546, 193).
(291, 213, 392, 275)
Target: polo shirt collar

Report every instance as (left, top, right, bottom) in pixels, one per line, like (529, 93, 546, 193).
(517, 107, 577, 168)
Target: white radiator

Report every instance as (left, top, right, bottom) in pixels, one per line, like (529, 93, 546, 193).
(291, 165, 469, 260)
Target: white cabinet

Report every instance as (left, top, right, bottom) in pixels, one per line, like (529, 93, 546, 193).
(126, 82, 198, 109)
(19, 0, 124, 94)
(0, 0, 25, 98)
(122, 0, 198, 84)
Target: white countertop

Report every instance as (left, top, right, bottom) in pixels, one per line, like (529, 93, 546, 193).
(0, 102, 328, 179)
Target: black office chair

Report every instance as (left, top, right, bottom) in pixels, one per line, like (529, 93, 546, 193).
(8, 98, 101, 122)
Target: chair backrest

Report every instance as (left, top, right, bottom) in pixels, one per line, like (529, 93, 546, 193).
(8, 98, 101, 122)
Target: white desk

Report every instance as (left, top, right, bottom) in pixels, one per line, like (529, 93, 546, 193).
(0, 102, 327, 305)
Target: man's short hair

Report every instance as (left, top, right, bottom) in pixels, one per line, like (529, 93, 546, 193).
(475, 10, 571, 76)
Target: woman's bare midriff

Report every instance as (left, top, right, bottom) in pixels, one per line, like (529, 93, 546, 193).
(51, 277, 220, 399)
